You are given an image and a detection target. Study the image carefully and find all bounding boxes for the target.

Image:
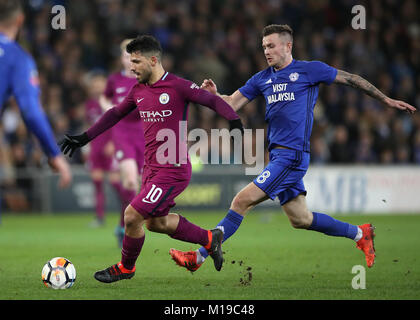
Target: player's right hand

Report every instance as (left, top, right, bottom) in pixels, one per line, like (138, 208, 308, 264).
(58, 132, 90, 158)
(48, 155, 72, 188)
(229, 118, 244, 134)
(200, 79, 217, 95)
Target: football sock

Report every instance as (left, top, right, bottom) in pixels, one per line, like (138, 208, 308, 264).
(198, 209, 244, 261)
(121, 234, 145, 270)
(93, 179, 105, 221)
(169, 215, 210, 247)
(354, 227, 363, 242)
(308, 212, 358, 240)
(112, 183, 136, 227)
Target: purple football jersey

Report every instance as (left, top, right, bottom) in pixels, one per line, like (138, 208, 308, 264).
(87, 72, 239, 171)
(85, 98, 111, 150)
(104, 72, 145, 167)
(104, 72, 140, 133)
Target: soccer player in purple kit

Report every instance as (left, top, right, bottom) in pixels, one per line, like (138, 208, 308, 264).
(99, 39, 145, 246)
(84, 72, 125, 229)
(59, 35, 244, 283)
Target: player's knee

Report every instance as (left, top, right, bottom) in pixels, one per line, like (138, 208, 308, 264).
(124, 206, 141, 229)
(230, 193, 251, 214)
(289, 213, 312, 229)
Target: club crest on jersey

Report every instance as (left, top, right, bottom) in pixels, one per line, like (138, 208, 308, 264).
(159, 93, 170, 104)
(289, 72, 299, 82)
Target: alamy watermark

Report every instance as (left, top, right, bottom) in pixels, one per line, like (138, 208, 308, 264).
(351, 265, 366, 289)
(155, 122, 265, 176)
(351, 5, 366, 30)
(51, 5, 66, 30)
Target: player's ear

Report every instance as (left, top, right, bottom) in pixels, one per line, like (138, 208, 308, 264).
(16, 11, 25, 28)
(150, 55, 159, 67)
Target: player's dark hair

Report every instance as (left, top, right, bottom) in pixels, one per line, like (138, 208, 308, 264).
(0, 0, 22, 23)
(262, 24, 293, 41)
(126, 35, 163, 61)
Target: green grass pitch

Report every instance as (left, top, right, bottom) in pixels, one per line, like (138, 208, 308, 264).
(0, 211, 419, 300)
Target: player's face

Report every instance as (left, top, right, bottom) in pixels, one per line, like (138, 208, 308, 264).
(130, 52, 153, 84)
(262, 33, 292, 69)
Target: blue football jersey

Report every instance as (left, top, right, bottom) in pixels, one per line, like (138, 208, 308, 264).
(0, 32, 59, 157)
(239, 59, 337, 152)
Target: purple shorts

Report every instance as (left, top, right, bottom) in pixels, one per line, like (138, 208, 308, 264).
(113, 129, 145, 174)
(88, 136, 117, 171)
(130, 163, 191, 219)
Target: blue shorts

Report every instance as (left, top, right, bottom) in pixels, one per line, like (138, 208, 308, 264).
(253, 149, 309, 205)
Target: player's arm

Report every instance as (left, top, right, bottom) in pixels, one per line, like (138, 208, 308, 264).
(11, 55, 71, 187)
(334, 69, 416, 114)
(99, 94, 114, 112)
(201, 79, 250, 112)
(100, 76, 115, 112)
(182, 80, 243, 131)
(59, 89, 137, 157)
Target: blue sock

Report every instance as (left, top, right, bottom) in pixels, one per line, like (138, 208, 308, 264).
(198, 209, 244, 259)
(309, 212, 358, 240)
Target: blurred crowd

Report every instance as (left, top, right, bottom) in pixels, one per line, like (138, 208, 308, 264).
(1, 0, 419, 189)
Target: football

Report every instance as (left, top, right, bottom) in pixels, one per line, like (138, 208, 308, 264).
(41, 257, 76, 289)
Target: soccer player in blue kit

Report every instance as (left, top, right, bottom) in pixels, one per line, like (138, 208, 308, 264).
(170, 24, 417, 271)
(0, 0, 71, 188)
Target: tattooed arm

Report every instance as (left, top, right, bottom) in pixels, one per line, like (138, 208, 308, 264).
(334, 70, 416, 114)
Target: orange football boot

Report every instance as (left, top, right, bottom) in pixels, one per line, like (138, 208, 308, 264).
(169, 248, 202, 272)
(356, 224, 376, 268)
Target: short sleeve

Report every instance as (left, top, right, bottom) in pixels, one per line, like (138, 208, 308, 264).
(238, 74, 261, 101)
(306, 61, 338, 85)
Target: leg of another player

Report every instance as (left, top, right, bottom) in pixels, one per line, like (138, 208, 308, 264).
(90, 169, 105, 227)
(120, 204, 146, 270)
(147, 213, 211, 248)
(150, 213, 225, 271)
(93, 204, 146, 283)
(117, 159, 140, 246)
(195, 182, 269, 263)
(108, 170, 126, 247)
(282, 194, 376, 267)
(282, 194, 362, 240)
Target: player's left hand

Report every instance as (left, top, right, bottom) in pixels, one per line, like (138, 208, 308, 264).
(385, 98, 417, 114)
(229, 118, 244, 134)
(58, 133, 90, 158)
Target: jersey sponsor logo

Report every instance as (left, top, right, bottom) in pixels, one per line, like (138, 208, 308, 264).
(265, 78, 272, 84)
(267, 92, 295, 104)
(137, 97, 145, 103)
(116, 87, 127, 94)
(289, 72, 299, 82)
(159, 93, 170, 104)
(267, 83, 296, 104)
(139, 109, 172, 122)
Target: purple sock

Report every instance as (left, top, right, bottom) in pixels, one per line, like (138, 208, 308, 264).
(170, 215, 209, 247)
(111, 182, 136, 227)
(93, 179, 105, 220)
(121, 234, 145, 270)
